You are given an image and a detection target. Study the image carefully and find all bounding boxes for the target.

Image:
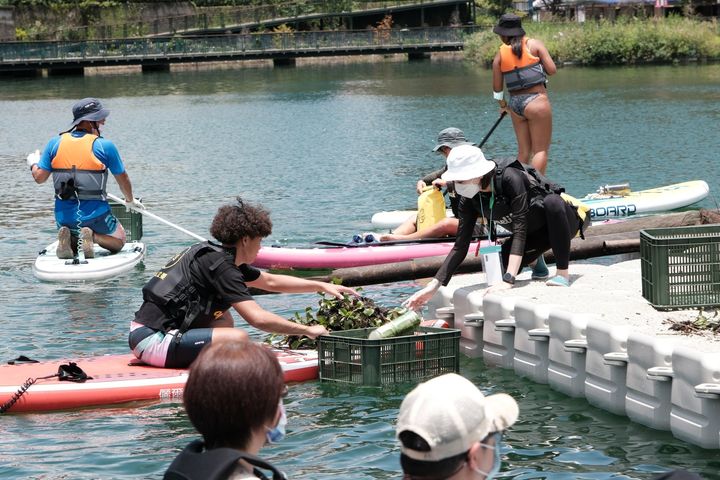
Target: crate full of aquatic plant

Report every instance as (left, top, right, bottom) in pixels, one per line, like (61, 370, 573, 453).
(317, 311, 460, 387)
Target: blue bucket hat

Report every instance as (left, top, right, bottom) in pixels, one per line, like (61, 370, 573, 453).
(70, 97, 109, 128)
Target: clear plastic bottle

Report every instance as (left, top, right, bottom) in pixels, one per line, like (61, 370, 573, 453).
(368, 310, 422, 340)
(597, 182, 631, 196)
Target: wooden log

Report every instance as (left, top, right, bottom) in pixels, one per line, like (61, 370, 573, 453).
(584, 210, 703, 236)
(252, 209, 719, 292)
(299, 231, 642, 288)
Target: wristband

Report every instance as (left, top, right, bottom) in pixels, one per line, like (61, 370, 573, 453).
(493, 90, 504, 101)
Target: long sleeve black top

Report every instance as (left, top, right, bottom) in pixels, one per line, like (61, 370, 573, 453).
(433, 166, 537, 286)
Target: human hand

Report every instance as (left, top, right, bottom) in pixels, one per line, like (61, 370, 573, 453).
(321, 283, 359, 300)
(483, 281, 512, 296)
(305, 324, 329, 339)
(416, 180, 427, 195)
(125, 197, 145, 210)
(499, 101, 509, 115)
(402, 279, 440, 311)
(431, 179, 446, 189)
(26, 149, 40, 168)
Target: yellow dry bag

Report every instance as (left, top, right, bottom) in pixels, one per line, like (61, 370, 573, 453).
(416, 186, 446, 232)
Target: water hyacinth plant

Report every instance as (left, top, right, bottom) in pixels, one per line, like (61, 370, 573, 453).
(267, 290, 405, 349)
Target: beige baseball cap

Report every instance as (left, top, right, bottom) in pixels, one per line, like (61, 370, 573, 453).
(396, 373, 519, 464)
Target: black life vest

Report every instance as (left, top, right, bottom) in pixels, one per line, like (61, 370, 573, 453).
(164, 439, 287, 480)
(492, 157, 564, 209)
(142, 241, 231, 335)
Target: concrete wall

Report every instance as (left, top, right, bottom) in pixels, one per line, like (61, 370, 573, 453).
(0, 7, 14, 42)
(12, 2, 196, 39)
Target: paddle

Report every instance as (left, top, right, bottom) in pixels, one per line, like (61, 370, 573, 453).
(107, 193, 207, 242)
(477, 111, 507, 149)
(315, 228, 512, 248)
(314, 236, 481, 248)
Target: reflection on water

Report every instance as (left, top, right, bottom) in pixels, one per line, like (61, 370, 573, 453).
(1, 61, 719, 479)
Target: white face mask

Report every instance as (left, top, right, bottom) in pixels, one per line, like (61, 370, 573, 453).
(455, 182, 481, 198)
(472, 433, 502, 479)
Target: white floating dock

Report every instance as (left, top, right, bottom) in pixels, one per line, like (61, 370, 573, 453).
(425, 258, 720, 449)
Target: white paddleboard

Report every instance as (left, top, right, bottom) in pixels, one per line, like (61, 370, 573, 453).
(371, 180, 710, 228)
(33, 240, 146, 282)
(579, 180, 709, 219)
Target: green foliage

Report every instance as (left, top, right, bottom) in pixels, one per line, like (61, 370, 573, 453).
(267, 291, 405, 350)
(15, 27, 28, 40)
(464, 16, 720, 66)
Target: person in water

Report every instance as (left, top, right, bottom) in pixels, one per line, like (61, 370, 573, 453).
(164, 340, 288, 480)
(380, 128, 484, 242)
(403, 145, 588, 310)
(396, 373, 519, 480)
(29, 97, 142, 259)
(492, 14, 556, 176)
(129, 197, 357, 369)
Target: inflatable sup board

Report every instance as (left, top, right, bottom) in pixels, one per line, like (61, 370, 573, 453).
(0, 349, 318, 413)
(253, 239, 488, 270)
(371, 180, 709, 228)
(33, 240, 146, 282)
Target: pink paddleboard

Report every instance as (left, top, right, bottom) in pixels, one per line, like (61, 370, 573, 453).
(0, 349, 318, 413)
(254, 240, 487, 270)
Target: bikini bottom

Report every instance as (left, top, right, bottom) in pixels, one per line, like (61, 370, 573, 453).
(509, 93, 540, 118)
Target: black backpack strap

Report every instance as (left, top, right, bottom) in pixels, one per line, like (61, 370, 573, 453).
(164, 439, 287, 480)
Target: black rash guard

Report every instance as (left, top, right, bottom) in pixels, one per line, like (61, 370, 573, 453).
(434, 166, 537, 286)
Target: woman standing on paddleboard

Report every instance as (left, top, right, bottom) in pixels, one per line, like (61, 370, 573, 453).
(129, 197, 357, 369)
(492, 14, 556, 176)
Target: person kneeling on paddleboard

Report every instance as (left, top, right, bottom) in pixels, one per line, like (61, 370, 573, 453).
(29, 97, 142, 259)
(380, 127, 485, 242)
(129, 197, 357, 369)
(403, 144, 589, 310)
(165, 341, 288, 480)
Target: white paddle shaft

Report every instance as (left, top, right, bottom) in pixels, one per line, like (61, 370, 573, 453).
(107, 193, 207, 242)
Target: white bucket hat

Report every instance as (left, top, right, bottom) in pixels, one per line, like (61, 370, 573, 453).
(440, 144, 495, 182)
(396, 373, 519, 463)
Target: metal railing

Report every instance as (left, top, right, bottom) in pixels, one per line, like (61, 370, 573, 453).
(0, 26, 479, 65)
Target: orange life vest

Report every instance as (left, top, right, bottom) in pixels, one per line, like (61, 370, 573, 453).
(499, 37, 546, 92)
(51, 133, 108, 201)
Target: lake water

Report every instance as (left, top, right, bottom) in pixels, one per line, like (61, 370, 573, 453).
(1, 59, 719, 479)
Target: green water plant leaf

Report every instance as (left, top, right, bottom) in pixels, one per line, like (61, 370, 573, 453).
(266, 289, 404, 349)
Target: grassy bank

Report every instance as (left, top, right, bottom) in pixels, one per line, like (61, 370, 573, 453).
(464, 16, 720, 66)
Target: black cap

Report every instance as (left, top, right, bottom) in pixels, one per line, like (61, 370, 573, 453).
(493, 14, 525, 37)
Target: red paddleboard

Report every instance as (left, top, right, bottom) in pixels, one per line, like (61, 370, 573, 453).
(0, 349, 317, 413)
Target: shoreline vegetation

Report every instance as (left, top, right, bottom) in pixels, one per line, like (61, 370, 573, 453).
(465, 16, 720, 66)
(3, 0, 719, 68)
